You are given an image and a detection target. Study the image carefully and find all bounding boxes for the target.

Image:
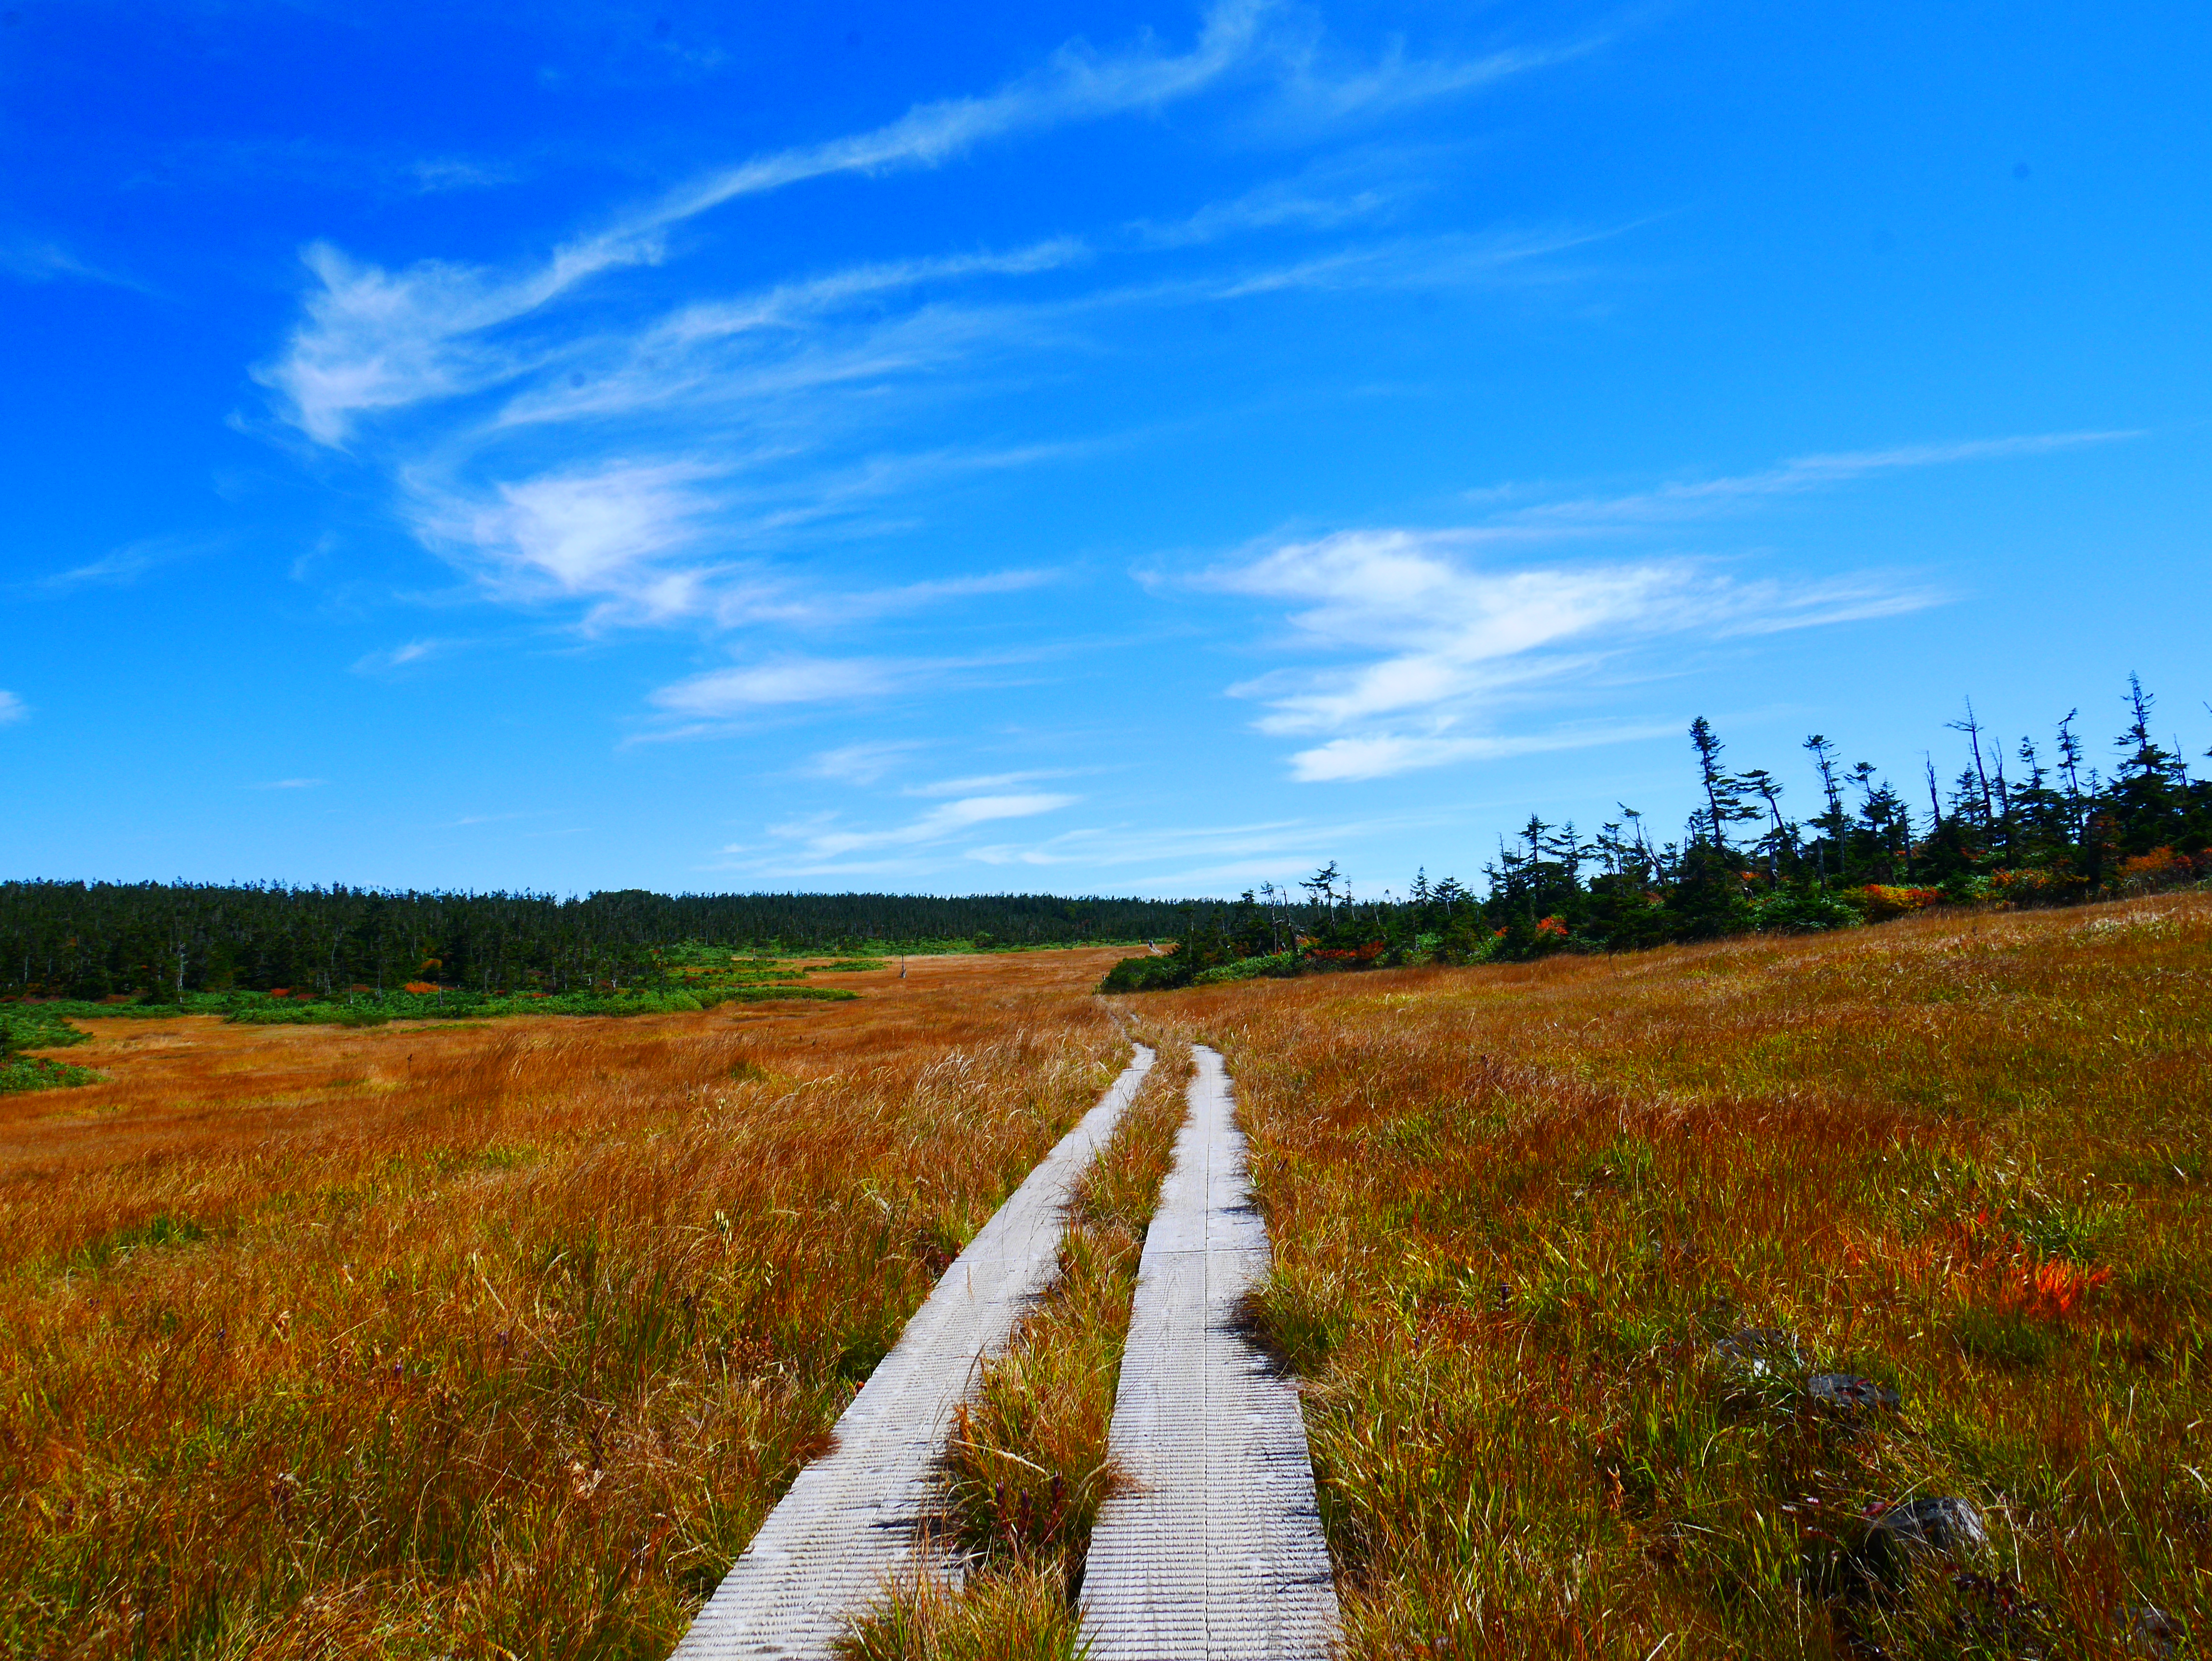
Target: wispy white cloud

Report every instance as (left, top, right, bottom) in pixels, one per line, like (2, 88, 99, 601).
(0, 690, 27, 725)
(260, 241, 559, 445)
(715, 792, 1469, 887)
(417, 458, 724, 615)
(845, 567, 1059, 615)
(489, 239, 1090, 433)
(959, 805, 1451, 892)
(637, 0, 1271, 231)
(1498, 430, 2143, 526)
(0, 235, 142, 290)
(250, 0, 1604, 704)
(652, 656, 910, 715)
(352, 637, 468, 674)
(250, 777, 325, 790)
(256, 0, 1584, 458)
(1207, 223, 1618, 300)
(1269, 32, 1610, 125)
(906, 769, 1078, 798)
(642, 640, 1055, 738)
(145, 135, 527, 200)
(1210, 531, 1809, 698)
(1125, 148, 1422, 247)
(1282, 721, 1679, 784)
(804, 739, 927, 785)
(40, 535, 219, 589)
(253, 0, 1272, 447)
(1180, 429, 2121, 780)
(768, 791, 1080, 859)
(1204, 531, 1933, 776)
(404, 441, 1063, 631)
(357, 216, 1567, 635)
(408, 157, 526, 194)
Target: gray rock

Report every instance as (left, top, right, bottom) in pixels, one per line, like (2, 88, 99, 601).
(1715, 1327, 1799, 1377)
(2121, 1604, 2181, 1659)
(1809, 1372, 1901, 1411)
(1870, 1496, 1987, 1556)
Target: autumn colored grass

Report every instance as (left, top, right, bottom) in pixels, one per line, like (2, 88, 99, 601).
(0, 948, 1133, 1659)
(1132, 892, 2212, 1659)
(840, 1038, 1194, 1661)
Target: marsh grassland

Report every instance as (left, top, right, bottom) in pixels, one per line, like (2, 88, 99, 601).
(0, 950, 1132, 1658)
(1137, 892, 2211, 1658)
(8, 896, 2206, 1661)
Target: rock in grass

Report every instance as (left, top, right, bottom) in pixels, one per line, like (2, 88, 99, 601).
(1714, 1327, 1799, 1376)
(1809, 1372, 1900, 1412)
(1870, 1496, 1987, 1557)
(2121, 1604, 2181, 1659)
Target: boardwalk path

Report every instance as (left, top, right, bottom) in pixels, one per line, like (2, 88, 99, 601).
(671, 1044, 1156, 1661)
(1080, 1044, 1341, 1661)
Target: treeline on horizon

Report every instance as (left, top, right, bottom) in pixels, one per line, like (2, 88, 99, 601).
(9, 676, 2208, 1006)
(1107, 673, 2212, 990)
(0, 887, 1195, 1002)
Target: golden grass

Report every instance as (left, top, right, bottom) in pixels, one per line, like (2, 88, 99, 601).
(19, 897, 2203, 1659)
(1131, 893, 2212, 1658)
(0, 948, 1133, 1659)
(840, 1039, 1194, 1661)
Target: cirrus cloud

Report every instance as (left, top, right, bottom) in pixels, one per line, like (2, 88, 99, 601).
(1165, 427, 2140, 782)
(760, 791, 1081, 863)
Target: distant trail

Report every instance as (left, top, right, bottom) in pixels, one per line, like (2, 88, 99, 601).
(670, 1044, 1157, 1661)
(1080, 1044, 1339, 1661)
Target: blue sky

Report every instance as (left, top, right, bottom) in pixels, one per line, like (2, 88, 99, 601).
(4, 1, 2207, 898)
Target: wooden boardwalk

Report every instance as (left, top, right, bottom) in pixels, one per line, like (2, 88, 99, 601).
(669, 1046, 1156, 1661)
(1079, 1044, 1340, 1661)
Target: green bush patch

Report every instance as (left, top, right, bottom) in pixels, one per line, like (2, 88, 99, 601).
(0, 1055, 101, 1094)
(1949, 1305, 2056, 1368)
(72, 1214, 208, 1274)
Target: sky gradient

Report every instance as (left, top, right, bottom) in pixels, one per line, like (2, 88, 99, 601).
(4, 1, 2208, 898)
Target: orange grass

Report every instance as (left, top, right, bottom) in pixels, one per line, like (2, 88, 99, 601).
(0, 948, 1133, 1659)
(1130, 893, 2212, 1658)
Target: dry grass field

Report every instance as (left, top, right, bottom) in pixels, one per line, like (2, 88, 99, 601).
(0, 949, 1134, 1659)
(1134, 892, 2211, 1658)
(10, 897, 2205, 1661)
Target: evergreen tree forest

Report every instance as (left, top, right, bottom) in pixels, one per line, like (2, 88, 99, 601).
(0, 887, 1191, 1002)
(1104, 675, 2212, 989)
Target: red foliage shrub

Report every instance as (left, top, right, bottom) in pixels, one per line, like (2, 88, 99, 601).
(1845, 884, 1943, 922)
(1308, 941, 1388, 965)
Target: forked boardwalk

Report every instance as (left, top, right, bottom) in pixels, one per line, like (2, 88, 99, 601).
(1080, 1045, 1340, 1661)
(671, 1045, 1156, 1661)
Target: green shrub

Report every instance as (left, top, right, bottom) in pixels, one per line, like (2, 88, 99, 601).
(0, 1055, 101, 1094)
(1191, 952, 1299, 986)
(1096, 954, 1193, 993)
(1752, 886, 1864, 933)
(0, 1006, 99, 1092)
(0, 1006, 93, 1052)
(72, 1213, 207, 1273)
